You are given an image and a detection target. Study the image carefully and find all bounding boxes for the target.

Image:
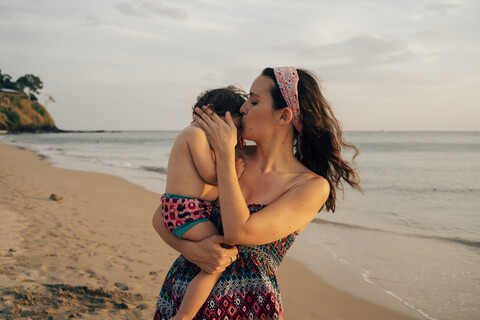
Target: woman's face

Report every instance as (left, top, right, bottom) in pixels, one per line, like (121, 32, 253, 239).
(240, 75, 276, 140)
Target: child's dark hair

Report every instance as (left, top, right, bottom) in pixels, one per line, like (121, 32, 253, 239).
(192, 85, 246, 120)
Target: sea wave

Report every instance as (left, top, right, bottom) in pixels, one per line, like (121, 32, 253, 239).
(312, 218, 480, 249)
(5, 140, 170, 176)
(360, 185, 480, 194)
(141, 166, 167, 174)
(357, 142, 480, 153)
(65, 156, 169, 175)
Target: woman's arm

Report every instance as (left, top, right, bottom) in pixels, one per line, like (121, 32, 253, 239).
(152, 205, 238, 274)
(194, 108, 330, 245)
(215, 151, 329, 245)
(219, 174, 329, 245)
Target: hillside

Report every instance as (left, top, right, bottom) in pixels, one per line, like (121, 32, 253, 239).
(0, 95, 59, 133)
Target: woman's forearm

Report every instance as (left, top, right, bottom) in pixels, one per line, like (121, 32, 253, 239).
(191, 107, 251, 243)
(215, 151, 251, 244)
(152, 205, 238, 274)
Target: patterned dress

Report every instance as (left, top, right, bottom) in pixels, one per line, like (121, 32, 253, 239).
(154, 204, 298, 320)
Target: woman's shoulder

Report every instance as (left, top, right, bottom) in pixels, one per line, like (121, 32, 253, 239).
(280, 169, 329, 222)
(303, 170, 329, 191)
(292, 163, 330, 195)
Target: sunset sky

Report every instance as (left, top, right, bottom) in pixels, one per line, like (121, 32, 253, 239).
(1, 0, 479, 130)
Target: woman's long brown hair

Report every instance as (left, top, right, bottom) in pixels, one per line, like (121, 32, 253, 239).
(262, 68, 362, 212)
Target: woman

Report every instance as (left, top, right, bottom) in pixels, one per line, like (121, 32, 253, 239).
(153, 67, 361, 319)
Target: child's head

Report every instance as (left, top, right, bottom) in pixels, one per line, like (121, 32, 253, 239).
(192, 85, 246, 126)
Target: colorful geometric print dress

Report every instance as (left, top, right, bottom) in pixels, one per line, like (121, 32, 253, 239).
(154, 203, 298, 320)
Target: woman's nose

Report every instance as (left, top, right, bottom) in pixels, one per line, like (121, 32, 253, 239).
(240, 101, 247, 114)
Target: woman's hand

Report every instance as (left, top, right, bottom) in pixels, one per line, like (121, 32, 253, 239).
(184, 235, 238, 274)
(194, 106, 237, 157)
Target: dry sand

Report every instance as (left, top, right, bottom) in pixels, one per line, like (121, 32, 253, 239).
(0, 143, 425, 319)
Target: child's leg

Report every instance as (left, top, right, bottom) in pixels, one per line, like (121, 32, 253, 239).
(180, 219, 218, 241)
(172, 221, 222, 320)
(173, 271, 222, 320)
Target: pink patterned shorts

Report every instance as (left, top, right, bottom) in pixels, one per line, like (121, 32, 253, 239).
(161, 193, 214, 238)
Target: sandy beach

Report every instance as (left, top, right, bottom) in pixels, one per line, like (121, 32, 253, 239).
(0, 142, 426, 320)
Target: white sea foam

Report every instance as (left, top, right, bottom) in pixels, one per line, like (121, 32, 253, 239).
(327, 248, 436, 320)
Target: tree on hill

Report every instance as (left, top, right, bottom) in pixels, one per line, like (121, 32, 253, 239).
(0, 70, 17, 90)
(16, 74, 43, 99)
(0, 68, 59, 132)
(1, 70, 44, 100)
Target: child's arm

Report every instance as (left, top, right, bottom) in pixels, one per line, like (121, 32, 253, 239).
(187, 127, 217, 184)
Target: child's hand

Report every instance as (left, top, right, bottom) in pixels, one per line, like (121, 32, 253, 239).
(235, 155, 245, 179)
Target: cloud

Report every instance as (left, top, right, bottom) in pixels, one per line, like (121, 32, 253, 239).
(216, 66, 259, 89)
(329, 35, 414, 64)
(115, 2, 143, 16)
(274, 35, 422, 67)
(115, 1, 188, 20)
(425, 3, 462, 15)
(102, 24, 167, 40)
(414, 30, 451, 39)
(0, 0, 13, 16)
(83, 15, 102, 27)
(139, 2, 188, 20)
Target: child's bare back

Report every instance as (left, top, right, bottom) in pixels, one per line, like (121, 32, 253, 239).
(166, 124, 218, 202)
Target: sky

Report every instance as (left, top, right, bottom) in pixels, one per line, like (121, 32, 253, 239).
(1, 0, 479, 131)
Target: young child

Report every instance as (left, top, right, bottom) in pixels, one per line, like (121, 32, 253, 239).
(160, 85, 246, 320)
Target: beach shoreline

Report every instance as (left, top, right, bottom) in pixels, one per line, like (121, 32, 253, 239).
(0, 142, 426, 319)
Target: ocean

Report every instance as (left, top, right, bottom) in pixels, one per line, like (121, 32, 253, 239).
(1, 131, 479, 320)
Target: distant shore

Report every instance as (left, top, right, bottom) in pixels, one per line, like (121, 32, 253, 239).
(1, 129, 110, 134)
(0, 142, 426, 319)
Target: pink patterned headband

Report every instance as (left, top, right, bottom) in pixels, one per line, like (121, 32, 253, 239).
(273, 67, 302, 134)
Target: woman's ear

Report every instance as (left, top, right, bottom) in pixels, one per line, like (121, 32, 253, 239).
(277, 107, 294, 126)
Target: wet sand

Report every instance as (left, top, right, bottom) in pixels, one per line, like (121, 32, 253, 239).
(0, 143, 425, 319)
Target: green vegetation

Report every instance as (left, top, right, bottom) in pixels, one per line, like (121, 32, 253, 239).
(32, 102, 46, 116)
(1, 69, 58, 132)
(5, 109, 21, 125)
(1, 70, 43, 101)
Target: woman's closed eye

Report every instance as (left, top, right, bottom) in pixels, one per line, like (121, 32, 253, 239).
(247, 93, 258, 106)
